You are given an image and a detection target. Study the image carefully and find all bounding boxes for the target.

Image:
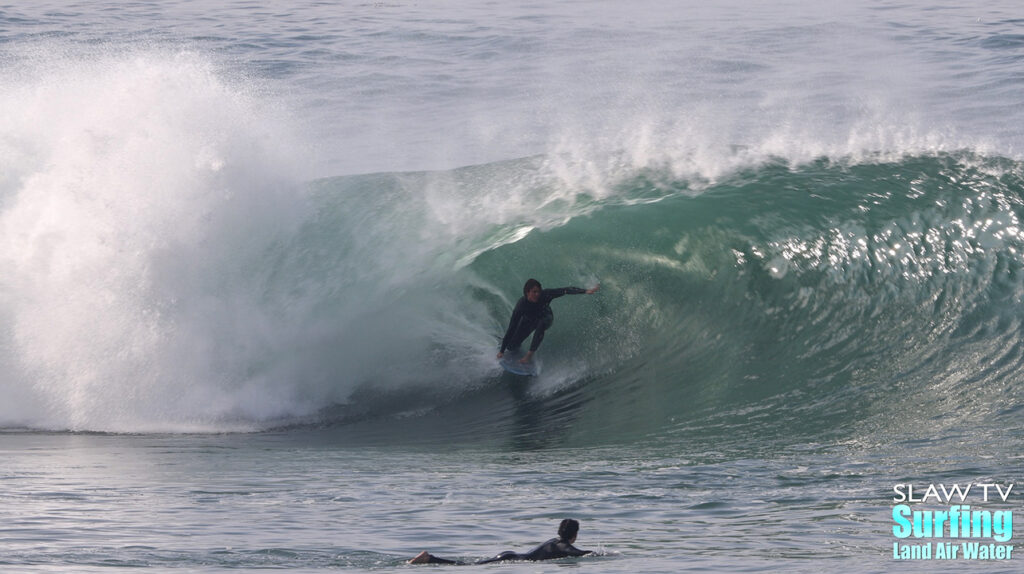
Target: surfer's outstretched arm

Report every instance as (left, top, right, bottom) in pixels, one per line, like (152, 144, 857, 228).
(542, 284, 600, 299)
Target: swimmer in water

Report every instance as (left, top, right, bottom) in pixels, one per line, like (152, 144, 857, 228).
(498, 279, 600, 364)
(408, 518, 592, 565)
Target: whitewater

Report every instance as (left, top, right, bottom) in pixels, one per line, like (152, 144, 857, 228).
(1, 1, 1022, 572)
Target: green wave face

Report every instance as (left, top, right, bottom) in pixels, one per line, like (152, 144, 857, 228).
(288, 152, 1022, 447)
(457, 153, 1024, 445)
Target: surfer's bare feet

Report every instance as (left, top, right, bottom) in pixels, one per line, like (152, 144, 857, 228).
(519, 351, 533, 364)
(409, 551, 432, 564)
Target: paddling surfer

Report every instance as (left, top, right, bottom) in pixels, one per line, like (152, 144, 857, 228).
(409, 518, 593, 565)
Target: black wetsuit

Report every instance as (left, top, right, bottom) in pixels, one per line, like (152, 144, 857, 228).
(420, 537, 591, 565)
(499, 287, 587, 354)
(477, 537, 591, 564)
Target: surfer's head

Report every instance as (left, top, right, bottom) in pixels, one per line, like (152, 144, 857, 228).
(557, 518, 580, 543)
(523, 278, 542, 302)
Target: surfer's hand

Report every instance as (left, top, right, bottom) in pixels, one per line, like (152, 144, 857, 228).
(497, 352, 503, 359)
(586, 284, 601, 294)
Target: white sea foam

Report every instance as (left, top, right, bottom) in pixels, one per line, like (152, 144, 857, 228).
(0, 48, 314, 430)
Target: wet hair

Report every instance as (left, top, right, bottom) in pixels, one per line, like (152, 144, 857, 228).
(523, 278, 542, 296)
(557, 518, 580, 541)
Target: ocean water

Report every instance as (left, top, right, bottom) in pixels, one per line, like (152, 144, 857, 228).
(1, 1, 1023, 572)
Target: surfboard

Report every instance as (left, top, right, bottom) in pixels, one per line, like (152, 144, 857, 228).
(499, 350, 541, 376)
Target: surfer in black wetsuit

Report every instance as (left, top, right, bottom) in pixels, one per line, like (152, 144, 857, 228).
(498, 279, 600, 364)
(408, 518, 593, 565)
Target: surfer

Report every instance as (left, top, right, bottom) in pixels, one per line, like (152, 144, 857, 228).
(497, 279, 600, 364)
(408, 518, 593, 565)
